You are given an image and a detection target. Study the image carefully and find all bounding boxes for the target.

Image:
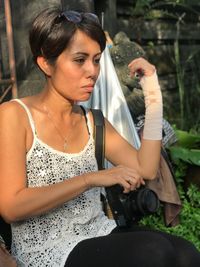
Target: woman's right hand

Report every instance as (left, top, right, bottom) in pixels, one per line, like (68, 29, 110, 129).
(83, 165, 145, 193)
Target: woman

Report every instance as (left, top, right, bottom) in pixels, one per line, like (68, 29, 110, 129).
(0, 7, 200, 267)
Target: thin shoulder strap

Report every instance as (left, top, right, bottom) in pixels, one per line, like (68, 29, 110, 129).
(11, 99, 37, 135)
(90, 109, 105, 170)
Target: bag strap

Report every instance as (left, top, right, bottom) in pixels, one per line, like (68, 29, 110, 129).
(90, 109, 105, 170)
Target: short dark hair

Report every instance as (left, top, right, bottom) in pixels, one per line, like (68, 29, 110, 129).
(29, 7, 106, 65)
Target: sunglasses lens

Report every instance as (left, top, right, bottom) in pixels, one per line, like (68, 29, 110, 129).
(84, 13, 100, 24)
(59, 11, 100, 25)
(60, 11, 82, 23)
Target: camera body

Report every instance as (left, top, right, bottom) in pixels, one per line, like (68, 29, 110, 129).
(105, 185, 160, 228)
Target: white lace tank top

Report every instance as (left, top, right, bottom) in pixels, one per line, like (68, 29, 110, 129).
(11, 99, 116, 267)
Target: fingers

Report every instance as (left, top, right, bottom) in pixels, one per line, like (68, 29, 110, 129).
(128, 57, 156, 78)
(119, 177, 137, 193)
(115, 165, 144, 193)
(90, 165, 144, 192)
(126, 177, 144, 192)
(0, 244, 9, 255)
(0, 245, 17, 267)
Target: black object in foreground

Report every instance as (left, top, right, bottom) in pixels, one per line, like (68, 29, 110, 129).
(105, 185, 160, 228)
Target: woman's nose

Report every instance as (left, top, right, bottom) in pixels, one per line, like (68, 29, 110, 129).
(85, 61, 99, 78)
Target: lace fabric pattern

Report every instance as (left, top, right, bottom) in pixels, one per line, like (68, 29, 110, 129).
(11, 100, 116, 267)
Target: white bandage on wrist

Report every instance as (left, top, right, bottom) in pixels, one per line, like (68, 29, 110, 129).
(140, 72, 163, 140)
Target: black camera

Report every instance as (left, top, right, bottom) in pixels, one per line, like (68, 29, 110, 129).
(105, 185, 160, 228)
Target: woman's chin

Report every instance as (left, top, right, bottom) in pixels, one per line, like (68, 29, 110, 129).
(77, 94, 91, 103)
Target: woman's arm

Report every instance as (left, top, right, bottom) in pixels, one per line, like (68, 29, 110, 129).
(0, 102, 142, 223)
(0, 102, 89, 222)
(104, 119, 161, 179)
(105, 58, 162, 179)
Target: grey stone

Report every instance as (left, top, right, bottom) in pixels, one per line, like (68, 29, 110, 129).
(109, 31, 146, 119)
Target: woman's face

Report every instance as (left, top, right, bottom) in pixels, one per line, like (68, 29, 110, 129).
(46, 30, 102, 102)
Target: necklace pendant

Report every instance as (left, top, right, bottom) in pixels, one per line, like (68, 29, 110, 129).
(63, 139, 67, 151)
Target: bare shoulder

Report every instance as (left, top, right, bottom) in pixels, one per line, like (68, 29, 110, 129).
(0, 100, 17, 119)
(0, 100, 22, 113)
(0, 100, 27, 130)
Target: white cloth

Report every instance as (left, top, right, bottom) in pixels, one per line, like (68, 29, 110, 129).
(11, 99, 116, 267)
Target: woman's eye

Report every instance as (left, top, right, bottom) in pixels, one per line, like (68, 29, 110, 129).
(94, 58, 101, 65)
(74, 58, 85, 64)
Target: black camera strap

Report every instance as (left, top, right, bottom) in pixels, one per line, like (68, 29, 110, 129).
(90, 109, 105, 170)
(90, 109, 114, 218)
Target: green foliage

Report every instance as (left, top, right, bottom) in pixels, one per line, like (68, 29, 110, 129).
(140, 181, 200, 251)
(173, 35, 200, 131)
(131, 0, 200, 19)
(139, 129, 200, 251)
(175, 130, 200, 148)
(131, 0, 154, 16)
(131, 1, 200, 132)
(169, 147, 200, 166)
(169, 130, 200, 166)
(129, 3, 200, 248)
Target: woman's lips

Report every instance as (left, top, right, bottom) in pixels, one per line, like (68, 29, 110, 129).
(82, 84, 94, 93)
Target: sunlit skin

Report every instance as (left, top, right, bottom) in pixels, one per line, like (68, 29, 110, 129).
(41, 30, 102, 104)
(23, 30, 103, 154)
(0, 29, 161, 223)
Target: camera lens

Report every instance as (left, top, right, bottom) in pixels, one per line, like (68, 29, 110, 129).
(137, 188, 159, 214)
(105, 185, 160, 228)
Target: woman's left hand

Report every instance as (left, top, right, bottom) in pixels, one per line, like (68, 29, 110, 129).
(0, 245, 17, 267)
(128, 57, 156, 78)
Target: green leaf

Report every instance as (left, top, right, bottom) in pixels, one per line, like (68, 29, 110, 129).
(169, 146, 200, 166)
(175, 130, 200, 148)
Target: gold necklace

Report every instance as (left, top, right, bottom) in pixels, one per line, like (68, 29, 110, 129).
(43, 105, 68, 152)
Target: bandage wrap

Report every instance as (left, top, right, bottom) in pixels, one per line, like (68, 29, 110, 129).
(140, 72, 163, 140)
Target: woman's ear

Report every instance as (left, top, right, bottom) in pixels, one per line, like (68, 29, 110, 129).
(36, 56, 52, 76)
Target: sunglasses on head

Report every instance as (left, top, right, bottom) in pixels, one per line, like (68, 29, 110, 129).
(58, 10, 100, 25)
